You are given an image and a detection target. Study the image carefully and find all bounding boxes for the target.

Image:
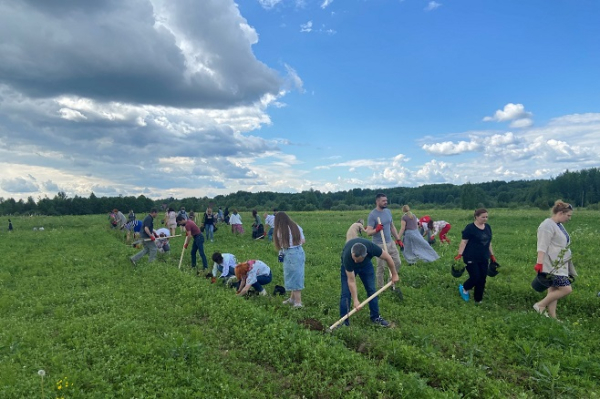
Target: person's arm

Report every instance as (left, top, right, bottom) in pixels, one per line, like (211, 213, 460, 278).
(456, 239, 468, 258)
(397, 219, 407, 239)
(391, 222, 402, 241)
(380, 251, 399, 283)
(345, 270, 362, 310)
(183, 228, 191, 248)
(220, 263, 229, 278)
(237, 277, 249, 295)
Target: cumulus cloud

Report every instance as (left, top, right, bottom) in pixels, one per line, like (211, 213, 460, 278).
(1, 177, 38, 193)
(425, 1, 442, 11)
(0, 1, 281, 108)
(483, 103, 533, 128)
(300, 21, 313, 33)
(422, 140, 482, 155)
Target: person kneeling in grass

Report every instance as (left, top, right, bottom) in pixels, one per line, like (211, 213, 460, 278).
(211, 252, 238, 283)
(340, 238, 399, 327)
(235, 260, 272, 296)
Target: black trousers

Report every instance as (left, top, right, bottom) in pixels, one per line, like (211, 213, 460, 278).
(463, 259, 488, 302)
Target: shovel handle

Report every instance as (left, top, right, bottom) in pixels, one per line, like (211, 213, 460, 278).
(328, 281, 394, 332)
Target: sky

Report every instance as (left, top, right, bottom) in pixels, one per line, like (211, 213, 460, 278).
(1, 0, 599, 201)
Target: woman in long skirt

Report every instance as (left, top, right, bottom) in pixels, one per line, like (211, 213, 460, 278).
(398, 205, 439, 264)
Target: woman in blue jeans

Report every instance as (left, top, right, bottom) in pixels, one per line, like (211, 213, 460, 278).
(203, 207, 216, 242)
(273, 212, 306, 308)
(235, 260, 272, 296)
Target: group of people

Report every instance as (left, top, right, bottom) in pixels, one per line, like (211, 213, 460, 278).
(125, 193, 580, 329)
(127, 209, 307, 307)
(340, 194, 578, 327)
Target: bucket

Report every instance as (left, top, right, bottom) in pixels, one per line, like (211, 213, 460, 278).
(451, 263, 465, 278)
(487, 261, 500, 277)
(531, 273, 553, 292)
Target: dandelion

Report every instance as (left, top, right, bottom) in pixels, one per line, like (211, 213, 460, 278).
(38, 369, 45, 398)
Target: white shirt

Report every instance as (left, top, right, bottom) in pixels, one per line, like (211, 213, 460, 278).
(246, 260, 270, 286)
(229, 213, 242, 224)
(212, 253, 237, 278)
(265, 214, 275, 228)
(156, 228, 170, 237)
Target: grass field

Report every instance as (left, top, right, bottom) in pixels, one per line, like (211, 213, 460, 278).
(1, 209, 599, 398)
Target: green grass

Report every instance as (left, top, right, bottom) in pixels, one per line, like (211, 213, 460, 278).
(1, 209, 599, 398)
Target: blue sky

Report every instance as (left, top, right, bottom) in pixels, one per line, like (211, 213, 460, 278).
(1, 0, 599, 201)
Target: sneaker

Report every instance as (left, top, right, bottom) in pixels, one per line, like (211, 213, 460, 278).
(129, 258, 137, 267)
(282, 298, 294, 305)
(533, 303, 549, 317)
(372, 316, 390, 327)
(293, 303, 303, 309)
(259, 289, 267, 296)
(458, 285, 469, 302)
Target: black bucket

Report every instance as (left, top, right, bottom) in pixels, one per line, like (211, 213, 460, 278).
(487, 261, 500, 277)
(531, 273, 553, 292)
(451, 263, 465, 278)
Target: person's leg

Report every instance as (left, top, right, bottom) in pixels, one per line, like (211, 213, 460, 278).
(268, 227, 273, 241)
(191, 238, 198, 268)
(473, 260, 488, 302)
(356, 265, 379, 321)
(131, 243, 149, 262)
(339, 264, 352, 324)
(387, 244, 402, 274)
(147, 241, 158, 263)
(440, 224, 451, 243)
(375, 243, 386, 289)
(463, 261, 482, 292)
(536, 285, 572, 317)
(196, 234, 208, 269)
(252, 271, 273, 293)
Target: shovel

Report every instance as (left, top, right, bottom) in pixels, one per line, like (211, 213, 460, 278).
(378, 217, 403, 300)
(328, 281, 393, 332)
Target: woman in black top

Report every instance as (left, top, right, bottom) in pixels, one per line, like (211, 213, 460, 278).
(454, 208, 497, 303)
(203, 208, 215, 242)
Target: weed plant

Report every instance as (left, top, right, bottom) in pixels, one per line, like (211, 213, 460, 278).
(1, 209, 599, 397)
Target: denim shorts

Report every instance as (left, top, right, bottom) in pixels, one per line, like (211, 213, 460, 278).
(283, 246, 305, 291)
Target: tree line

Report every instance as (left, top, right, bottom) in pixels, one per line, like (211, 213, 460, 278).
(2, 168, 600, 216)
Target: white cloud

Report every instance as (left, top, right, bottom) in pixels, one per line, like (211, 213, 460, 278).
(422, 140, 481, 155)
(425, 1, 442, 11)
(258, 0, 283, 9)
(300, 21, 313, 33)
(321, 0, 334, 9)
(483, 103, 533, 128)
(1, 177, 38, 193)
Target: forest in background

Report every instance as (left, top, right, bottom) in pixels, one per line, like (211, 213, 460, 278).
(2, 168, 600, 216)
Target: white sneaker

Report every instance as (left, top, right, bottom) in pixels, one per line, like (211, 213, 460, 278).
(282, 298, 293, 305)
(259, 289, 267, 296)
(293, 303, 303, 308)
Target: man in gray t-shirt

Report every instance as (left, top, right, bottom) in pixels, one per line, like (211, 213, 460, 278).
(366, 193, 403, 288)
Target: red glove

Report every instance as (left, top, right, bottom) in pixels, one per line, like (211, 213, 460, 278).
(454, 254, 462, 261)
(395, 239, 404, 248)
(490, 255, 497, 263)
(211, 277, 216, 284)
(374, 224, 383, 233)
(149, 235, 155, 241)
(534, 263, 543, 273)
(184, 243, 188, 249)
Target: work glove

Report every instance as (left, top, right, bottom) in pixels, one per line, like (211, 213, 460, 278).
(149, 235, 155, 241)
(211, 277, 217, 284)
(534, 263, 543, 273)
(184, 243, 188, 249)
(490, 255, 497, 263)
(374, 224, 383, 233)
(454, 254, 462, 261)
(395, 239, 404, 248)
